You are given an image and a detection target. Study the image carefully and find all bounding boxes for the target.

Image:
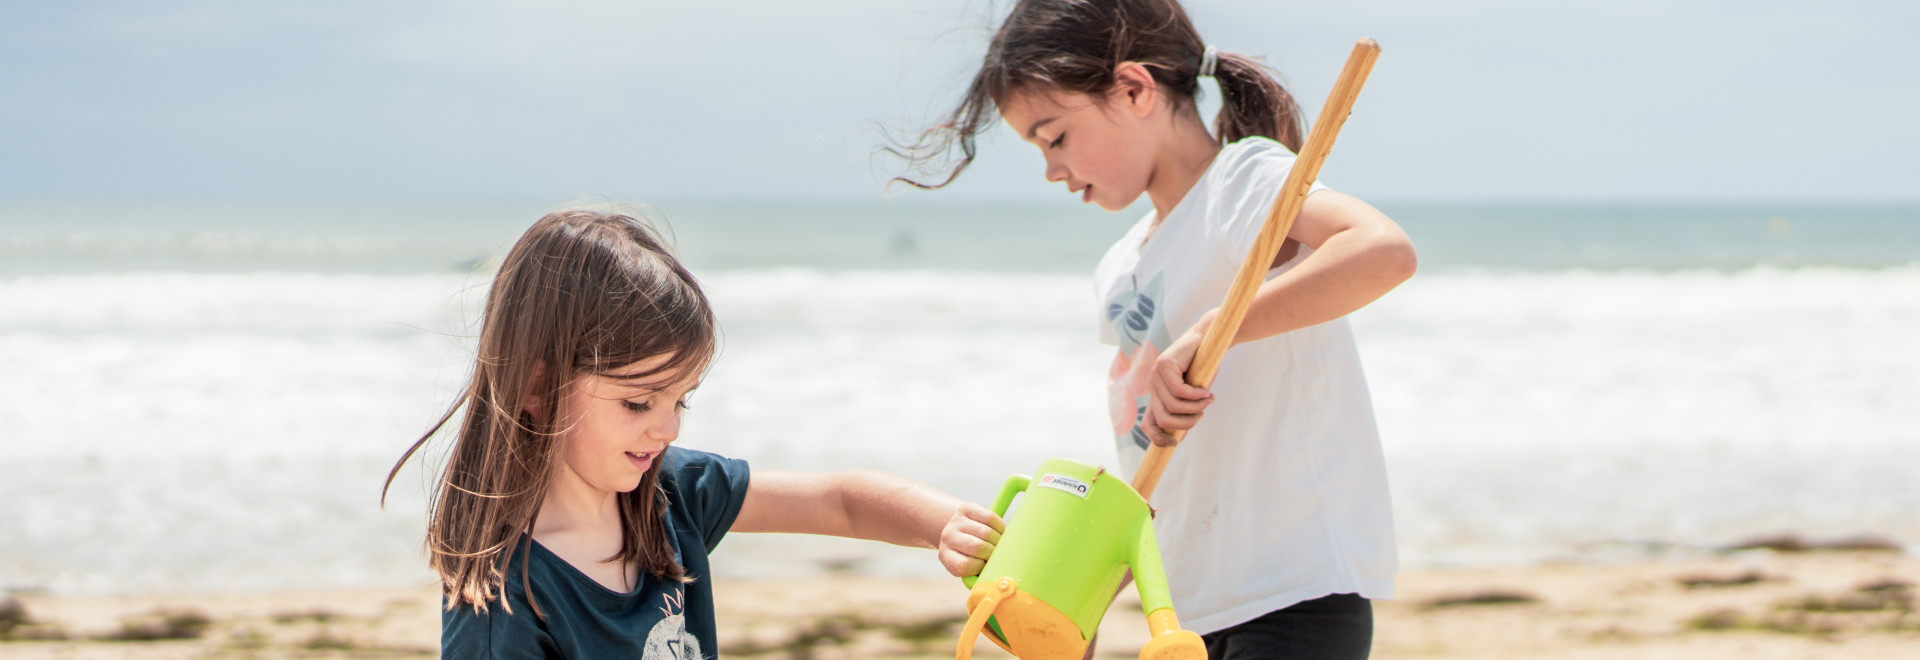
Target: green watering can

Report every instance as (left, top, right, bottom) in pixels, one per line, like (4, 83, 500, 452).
(955, 39, 1384, 660)
(956, 458, 1203, 660)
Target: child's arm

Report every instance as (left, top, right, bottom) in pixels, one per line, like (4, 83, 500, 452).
(731, 470, 1005, 577)
(1142, 190, 1417, 444)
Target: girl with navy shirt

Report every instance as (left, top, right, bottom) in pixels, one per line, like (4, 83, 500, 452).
(386, 209, 1005, 658)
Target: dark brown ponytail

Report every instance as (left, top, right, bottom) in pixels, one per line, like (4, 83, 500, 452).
(1211, 52, 1304, 152)
(888, 0, 1304, 189)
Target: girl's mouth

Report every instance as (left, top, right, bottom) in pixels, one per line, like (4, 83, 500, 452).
(1081, 185, 1092, 204)
(626, 451, 655, 470)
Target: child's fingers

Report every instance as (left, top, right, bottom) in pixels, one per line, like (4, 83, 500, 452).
(1139, 409, 1181, 447)
(940, 548, 986, 578)
(1148, 389, 1204, 432)
(939, 520, 997, 578)
(1151, 367, 1213, 412)
(1153, 383, 1212, 416)
(950, 516, 1002, 548)
(1153, 354, 1213, 401)
(1164, 375, 1213, 402)
(942, 509, 1000, 554)
(948, 528, 996, 558)
(959, 501, 1006, 535)
(1172, 381, 1212, 402)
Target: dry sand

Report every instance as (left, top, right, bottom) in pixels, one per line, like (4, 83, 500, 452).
(2, 550, 1915, 658)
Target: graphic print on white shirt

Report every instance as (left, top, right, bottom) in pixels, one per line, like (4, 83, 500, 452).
(1103, 271, 1171, 452)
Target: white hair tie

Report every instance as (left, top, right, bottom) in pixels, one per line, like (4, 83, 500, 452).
(1198, 45, 1220, 78)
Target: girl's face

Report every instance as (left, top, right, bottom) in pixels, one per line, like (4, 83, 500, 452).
(551, 354, 697, 495)
(999, 85, 1159, 212)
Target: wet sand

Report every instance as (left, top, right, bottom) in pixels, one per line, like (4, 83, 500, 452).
(3, 550, 1915, 658)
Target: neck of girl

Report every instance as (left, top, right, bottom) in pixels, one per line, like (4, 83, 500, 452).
(1146, 110, 1223, 225)
(530, 465, 640, 591)
(534, 464, 624, 541)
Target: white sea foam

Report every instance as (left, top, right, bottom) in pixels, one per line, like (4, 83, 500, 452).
(1, 267, 1915, 592)
(1356, 266, 1920, 565)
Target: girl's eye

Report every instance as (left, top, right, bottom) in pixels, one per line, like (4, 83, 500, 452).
(624, 399, 689, 413)
(1049, 134, 1064, 149)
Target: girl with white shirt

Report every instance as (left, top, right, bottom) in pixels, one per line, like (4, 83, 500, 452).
(894, 1, 1417, 657)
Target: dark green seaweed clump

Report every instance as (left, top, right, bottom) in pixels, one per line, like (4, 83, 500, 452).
(101, 609, 213, 641)
(1421, 589, 1541, 609)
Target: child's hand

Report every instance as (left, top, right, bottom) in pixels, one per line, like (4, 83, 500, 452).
(938, 502, 1005, 578)
(1142, 325, 1215, 446)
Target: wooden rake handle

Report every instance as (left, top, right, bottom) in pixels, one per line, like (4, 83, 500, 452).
(1129, 38, 1382, 500)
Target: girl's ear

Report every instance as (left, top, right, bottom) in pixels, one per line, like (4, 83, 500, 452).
(522, 362, 549, 422)
(1111, 61, 1160, 118)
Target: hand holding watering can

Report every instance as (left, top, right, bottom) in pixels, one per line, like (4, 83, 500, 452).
(955, 39, 1383, 660)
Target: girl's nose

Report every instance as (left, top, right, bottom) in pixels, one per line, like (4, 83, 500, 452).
(652, 410, 681, 444)
(1044, 159, 1068, 183)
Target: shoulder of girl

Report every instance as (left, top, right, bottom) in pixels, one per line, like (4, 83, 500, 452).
(1214, 140, 1297, 192)
(659, 447, 750, 494)
(1214, 137, 1283, 172)
(663, 446, 746, 472)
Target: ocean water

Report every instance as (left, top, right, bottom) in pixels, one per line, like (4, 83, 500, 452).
(1, 200, 1916, 594)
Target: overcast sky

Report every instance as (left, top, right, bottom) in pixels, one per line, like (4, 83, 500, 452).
(3, 0, 1916, 203)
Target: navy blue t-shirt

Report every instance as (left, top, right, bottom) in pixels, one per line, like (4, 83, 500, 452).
(442, 447, 751, 659)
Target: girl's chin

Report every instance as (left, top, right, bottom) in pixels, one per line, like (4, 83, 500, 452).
(1087, 188, 1143, 212)
(597, 459, 654, 493)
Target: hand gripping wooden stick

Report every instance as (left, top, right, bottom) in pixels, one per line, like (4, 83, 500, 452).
(1129, 38, 1382, 501)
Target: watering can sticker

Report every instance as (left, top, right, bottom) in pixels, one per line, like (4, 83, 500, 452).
(956, 458, 1205, 660)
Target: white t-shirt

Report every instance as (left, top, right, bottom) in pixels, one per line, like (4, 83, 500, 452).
(1094, 137, 1396, 634)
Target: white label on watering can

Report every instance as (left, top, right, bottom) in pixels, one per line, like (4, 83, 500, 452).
(1038, 474, 1091, 498)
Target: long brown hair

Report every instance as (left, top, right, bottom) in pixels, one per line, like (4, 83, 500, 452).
(891, 0, 1304, 189)
(384, 208, 717, 615)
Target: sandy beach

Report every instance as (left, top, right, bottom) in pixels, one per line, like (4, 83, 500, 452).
(3, 548, 1914, 658)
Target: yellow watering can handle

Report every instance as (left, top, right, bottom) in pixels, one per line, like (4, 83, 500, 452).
(1131, 37, 1383, 501)
(956, 578, 1016, 660)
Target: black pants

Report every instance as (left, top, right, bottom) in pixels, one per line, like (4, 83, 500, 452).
(1200, 593, 1373, 660)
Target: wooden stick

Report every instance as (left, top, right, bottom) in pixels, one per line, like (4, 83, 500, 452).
(1130, 38, 1382, 500)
